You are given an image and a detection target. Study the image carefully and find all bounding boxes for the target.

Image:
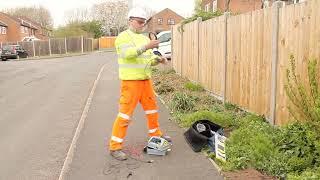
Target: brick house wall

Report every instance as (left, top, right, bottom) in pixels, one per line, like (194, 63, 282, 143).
(0, 12, 50, 43)
(201, 0, 263, 14)
(0, 21, 8, 42)
(145, 8, 184, 34)
(19, 16, 52, 40)
(0, 12, 21, 42)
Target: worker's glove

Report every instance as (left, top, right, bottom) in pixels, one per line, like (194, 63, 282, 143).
(159, 57, 168, 64)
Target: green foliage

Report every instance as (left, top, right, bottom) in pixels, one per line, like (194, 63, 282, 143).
(53, 21, 103, 38)
(156, 83, 174, 95)
(81, 21, 104, 38)
(180, 110, 234, 128)
(224, 116, 320, 177)
(224, 102, 238, 111)
(163, 68, 176, 74)
(285, 55, 320, 130)
(287, 167, 320, 180)
(184, 82, 204, 92)
(275, 123, 320, 172)
(178, 10, 223, 33)
(224, 115, 279, 172)
(170, 93, 195, 113)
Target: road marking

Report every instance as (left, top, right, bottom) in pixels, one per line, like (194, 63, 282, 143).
(58, 63, 106, 180)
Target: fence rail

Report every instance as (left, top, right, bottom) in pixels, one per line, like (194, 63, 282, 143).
(171, 0, 320, 126)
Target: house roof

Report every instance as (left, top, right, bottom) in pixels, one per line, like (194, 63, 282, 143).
(0, 12, 38, 29)
(0, 20, 8, 27)
(149, 8, 185, 20)
(16, 16, 52, 30)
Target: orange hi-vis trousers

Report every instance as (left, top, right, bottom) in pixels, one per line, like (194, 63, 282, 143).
(109, 79, 163, 151)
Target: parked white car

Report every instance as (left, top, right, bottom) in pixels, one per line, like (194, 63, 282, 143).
(22, 36, 40, 42)
(156, 31, 171, 59)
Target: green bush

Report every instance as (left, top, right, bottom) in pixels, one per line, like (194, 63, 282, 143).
(288, 167, 320, 180)
(180, 110, 234, 128)
(178, 10, 223, 32)
(285, 55, 320, 130)
(224, 116, 320, 177)
(170, 92, 195, 113)
(275, 123, 320, 173)
(224, 115, 280, 173)
(224, 102, 238, 111)
(184, 82, 204, 92)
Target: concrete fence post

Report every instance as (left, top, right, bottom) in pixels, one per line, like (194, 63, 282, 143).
(180, 27, 183, 76)
(197, 17, 202, 83)
(49, 39, 52, 56)
(223, 12, 230, 104)
(65, 37, 68, 54)
(270, 1, 283, 125)
(81, 36, 84, 53)
(32, 40, 36, 57)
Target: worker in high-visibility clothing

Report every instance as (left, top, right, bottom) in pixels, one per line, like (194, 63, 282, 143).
(109, 7, 171, 161)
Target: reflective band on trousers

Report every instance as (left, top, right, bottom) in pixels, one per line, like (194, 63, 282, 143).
(118, 64, 147, 69)
(149, 128, 158, 133)
(145, 110, 158, 114)
(111, 136, 123, 143)
(118, 112, 130, 120)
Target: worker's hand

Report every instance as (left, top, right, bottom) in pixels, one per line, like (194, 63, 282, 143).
(159, 57, 168, 64)
(145, 40, 160, 50)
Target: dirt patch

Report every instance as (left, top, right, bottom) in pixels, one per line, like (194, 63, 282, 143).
(223, 169, 277, 180)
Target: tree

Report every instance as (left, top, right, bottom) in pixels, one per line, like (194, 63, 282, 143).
(52, 23, 87, 38)
(91, 0, 128, 36)
(5, 6, 53, 28)
(81, 21, 104, 38)
(53, 20, 103, 38)
(194, 0, 203, 13)
(64, 7, 91, 24)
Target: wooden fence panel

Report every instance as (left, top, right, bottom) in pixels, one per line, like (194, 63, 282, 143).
(50, 38, 67, 54)
(99, 37, 116, 49)
(172, 26, 182, 74)
(67, 37, 82, 53)
(276, 0, 320, 125)
(34, 40, 50, 56)
(93, 39, 99, 50)
(182, 21, 199, 81)
(199, 16, 225, 96)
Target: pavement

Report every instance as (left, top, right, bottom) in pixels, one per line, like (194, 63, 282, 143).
(0, 51, 223, 180)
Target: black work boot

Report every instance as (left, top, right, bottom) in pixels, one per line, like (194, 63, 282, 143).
(110, 150, 127, 161)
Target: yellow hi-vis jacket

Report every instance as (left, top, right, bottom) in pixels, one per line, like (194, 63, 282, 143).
(115, 29, 160, 80)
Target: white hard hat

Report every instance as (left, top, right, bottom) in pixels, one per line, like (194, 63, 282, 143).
(127, 7, 148, 20)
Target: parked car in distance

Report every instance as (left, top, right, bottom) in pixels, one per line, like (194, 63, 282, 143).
(157, 30, 171, 59)
(22, 36, 40, 42)
(1, 45, 28, 61)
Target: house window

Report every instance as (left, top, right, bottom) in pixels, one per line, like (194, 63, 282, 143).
(205, 3, 211, 12)
(1, 27, 6, 34)
(167, 18, 175, 25)
(212, 0, 218, 11)
(21, 26, 24, 33)
(157, 18, 163, 25)
(25, 27, 28, 34)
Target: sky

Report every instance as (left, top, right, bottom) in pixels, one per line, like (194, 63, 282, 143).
(0, 0, 195, 27)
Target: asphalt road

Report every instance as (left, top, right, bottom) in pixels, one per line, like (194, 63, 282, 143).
(0, 52, 223, 180)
